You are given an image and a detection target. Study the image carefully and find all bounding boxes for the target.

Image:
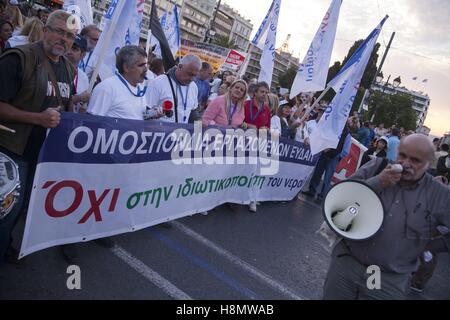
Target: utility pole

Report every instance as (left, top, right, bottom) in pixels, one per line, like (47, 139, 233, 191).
(205, 0, 222, 43)
(358, 31, 395, 115)
(375, 32, 395, 82)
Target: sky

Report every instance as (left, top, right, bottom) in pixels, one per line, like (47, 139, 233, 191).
(222, 0, 450, 137)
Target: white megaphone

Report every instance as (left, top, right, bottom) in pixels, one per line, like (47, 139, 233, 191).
(322, 180, 385, 241)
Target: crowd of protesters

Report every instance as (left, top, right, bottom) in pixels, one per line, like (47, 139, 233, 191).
(0, 1, 449, 300)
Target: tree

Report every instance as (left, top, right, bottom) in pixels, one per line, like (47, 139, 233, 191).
(212, 35, 238, 50)
(340, 39, 381, 113)
(278, 66, 297, 90)
(318, 61, 341, 102)
(341, 40, 381, 90)
(367, 91, 417, 130)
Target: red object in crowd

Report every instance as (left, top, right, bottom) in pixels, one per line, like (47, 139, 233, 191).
(162, 100, 174, 118)
(244, 99, 271, 129)
(162, 100, 173, 111)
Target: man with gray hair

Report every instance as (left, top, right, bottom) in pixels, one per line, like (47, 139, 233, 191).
(323, 134, 450, 299)
(0, 9, 78, 264)
(87, 45, 148, 119)
(147, 54, 201, 124)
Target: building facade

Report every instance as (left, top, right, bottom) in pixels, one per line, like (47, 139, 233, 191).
(244, 46, 299, 89)
(90, 0, 252, 49)
(179, 0, 216, 42)
(372, 82, 431, 130)
(210, 2, 252, 52)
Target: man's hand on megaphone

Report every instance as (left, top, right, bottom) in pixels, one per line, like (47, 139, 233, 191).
(39, 107, 61, 128)
(378, 164, 402, 188)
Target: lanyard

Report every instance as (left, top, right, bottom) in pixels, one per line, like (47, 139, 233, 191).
(228, 103, 238, 125)
(177, 84, 189, 123)
(116, 72, 147, 97)
(80, 51, 92, 72)
(249, 99, 265, 123)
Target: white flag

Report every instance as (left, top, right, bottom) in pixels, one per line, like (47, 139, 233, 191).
(88, 0, 142, 81)
(289, 0, 342, 99)
(164, 5, 181, 57)
(150, 5, 180, 58)
(310, 16, 388, 155)
(252, 0, 275, 50)
(258, 0, 281, 86)
(63, 0, 93, 29)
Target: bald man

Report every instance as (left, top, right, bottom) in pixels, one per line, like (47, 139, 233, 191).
(323, 134, 450, 300)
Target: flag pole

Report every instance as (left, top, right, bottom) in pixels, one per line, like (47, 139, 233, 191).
(87, 0, 126, 93)
(0, 124, 15, 133)
(237, 43, 253, 79)
(299, 86, 332, 123)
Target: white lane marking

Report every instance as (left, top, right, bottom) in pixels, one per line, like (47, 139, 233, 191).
(172, 221, 307, 300)
(111, 245, 192, 300)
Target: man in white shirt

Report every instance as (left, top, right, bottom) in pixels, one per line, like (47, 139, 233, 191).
(87, 45, 148, 120)
(65, 34, 90, 113)
(147, 54, 200, 124)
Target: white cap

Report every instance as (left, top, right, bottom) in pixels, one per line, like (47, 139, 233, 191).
(279, 100, 289, 106)
(378, 136, 389, 144)
(9, 0, 19, 5)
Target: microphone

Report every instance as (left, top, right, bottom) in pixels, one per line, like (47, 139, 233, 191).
(163, 100, 174, 118)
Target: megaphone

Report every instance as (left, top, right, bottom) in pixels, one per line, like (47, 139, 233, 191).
(322, 180, 385, 241)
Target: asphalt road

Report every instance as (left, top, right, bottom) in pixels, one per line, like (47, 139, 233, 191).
(1, 196, 449, 300)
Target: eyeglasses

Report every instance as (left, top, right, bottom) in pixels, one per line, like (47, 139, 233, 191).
(47, 26, 76, 41)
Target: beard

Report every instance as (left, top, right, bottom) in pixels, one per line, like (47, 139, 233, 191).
(46, 40, 68, 57)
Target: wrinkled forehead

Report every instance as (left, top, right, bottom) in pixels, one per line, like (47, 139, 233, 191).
(399, 138, 431, 161)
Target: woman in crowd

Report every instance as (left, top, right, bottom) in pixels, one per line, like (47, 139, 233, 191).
(267, 93, 279, 116)
(270, 100, 295, 139)
(202, 79, 248, 128)
(7, 4, 22, 35)
(360, 136, 388, 167)
(0, 19, 12, 54)
(5, 16, 43, 47)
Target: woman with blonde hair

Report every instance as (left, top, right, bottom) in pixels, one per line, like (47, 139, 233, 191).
(6, 4, 23, 35)
(6, 16, 43, 47)
(202, 79, 248, 128)
(267, 93, 279, 116)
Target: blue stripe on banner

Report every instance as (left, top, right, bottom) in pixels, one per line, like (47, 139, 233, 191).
(152, 229, 262, 299)
(38, 113, 319, 166)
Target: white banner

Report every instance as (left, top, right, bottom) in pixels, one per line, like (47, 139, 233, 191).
(63, 0, 93, 29)
(258, 0, 281, 86)
(290, 0, 342, 98)
(310, 16, 388, 155)
(19, 114, 319, 258)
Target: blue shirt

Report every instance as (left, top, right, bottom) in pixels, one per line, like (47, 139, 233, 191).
(194, 78, 211, 105)
(357, 127, 370, 147)
(386, 136, 400, 161)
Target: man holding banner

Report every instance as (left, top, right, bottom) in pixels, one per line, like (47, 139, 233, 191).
(0, 10, 78, 264)
(87, 46, 148, 120)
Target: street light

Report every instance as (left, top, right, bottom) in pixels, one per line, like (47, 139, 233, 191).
(204, 0, 221, 43)
(370, 73, 401, 122)
(205, 28, 216, 43)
